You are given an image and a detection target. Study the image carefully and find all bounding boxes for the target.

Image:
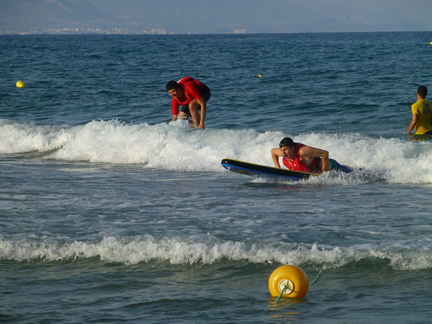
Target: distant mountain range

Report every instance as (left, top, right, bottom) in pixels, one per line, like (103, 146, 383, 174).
(0, 0, 429, 34)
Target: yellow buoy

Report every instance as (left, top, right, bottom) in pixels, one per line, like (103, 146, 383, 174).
(16, 81, 25, 88)
(268, 265, 309, 298)
(258, 74, 262, 78)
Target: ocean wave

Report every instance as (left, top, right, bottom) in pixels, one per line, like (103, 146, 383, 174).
(1, 118, 432, 184)
(1, 235, 430, 270)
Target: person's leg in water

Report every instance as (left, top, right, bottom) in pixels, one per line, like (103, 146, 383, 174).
(329, 159, 353, 173)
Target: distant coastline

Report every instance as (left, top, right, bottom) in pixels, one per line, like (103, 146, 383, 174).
(1, 0, 431, 36)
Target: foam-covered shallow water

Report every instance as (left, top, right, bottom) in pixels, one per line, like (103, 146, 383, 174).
(2, 118, 432, 184)
(1, 32, 432, 323)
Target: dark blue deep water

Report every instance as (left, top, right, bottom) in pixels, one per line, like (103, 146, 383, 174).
(1, 32, 432, 323)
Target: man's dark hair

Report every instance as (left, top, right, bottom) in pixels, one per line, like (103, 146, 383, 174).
(418, 86, 428, 98)
(166, 80, 179, 92)
(279, 137, 294, 148)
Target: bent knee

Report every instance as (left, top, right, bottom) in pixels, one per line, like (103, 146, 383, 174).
(188, 102, 200, 111)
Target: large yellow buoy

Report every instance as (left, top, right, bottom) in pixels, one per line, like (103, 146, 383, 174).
(268, 265, 309, 298)
(16, 81, 25, 88)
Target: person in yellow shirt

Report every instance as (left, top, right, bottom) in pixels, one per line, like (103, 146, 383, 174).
(407, 85, 432, 136)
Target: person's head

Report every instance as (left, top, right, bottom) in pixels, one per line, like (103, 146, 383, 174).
(279, 137, 294, 148)
(166, 80, 183, 98)
(279, 137, 295, 158)
(417, 85, 428, 99)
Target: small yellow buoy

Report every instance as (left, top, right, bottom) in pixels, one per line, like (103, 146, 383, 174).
(258, 74, 262, 78)
(16, 81, 25, 88)
(268, 265, 309, 299)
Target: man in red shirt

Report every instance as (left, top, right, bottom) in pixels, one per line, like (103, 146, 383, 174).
(166, 76, 211, 129)
(271, 137, 352, 174)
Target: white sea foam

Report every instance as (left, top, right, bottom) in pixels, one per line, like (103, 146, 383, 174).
(1, 118, 432, 184)
(0, 235, 431, 270)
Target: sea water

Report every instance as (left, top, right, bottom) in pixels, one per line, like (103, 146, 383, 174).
(1, 32, 432, 323)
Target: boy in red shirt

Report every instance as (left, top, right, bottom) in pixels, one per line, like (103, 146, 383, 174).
(271, 137, 352, 174)
(166, 77, 211, 129)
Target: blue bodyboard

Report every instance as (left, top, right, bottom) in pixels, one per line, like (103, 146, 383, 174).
(221, 158, 315, 181)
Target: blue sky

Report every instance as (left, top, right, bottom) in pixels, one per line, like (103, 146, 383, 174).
(1, 0, 432, 34)
(91, 0, 432, 32)
(290, 0, 431, 25)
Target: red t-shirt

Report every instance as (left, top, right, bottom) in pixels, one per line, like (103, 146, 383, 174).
(282, 143, 319, 172)
(171, 77, 206, 115)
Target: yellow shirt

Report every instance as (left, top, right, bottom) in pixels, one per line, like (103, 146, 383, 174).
(411, 99, 432, 134)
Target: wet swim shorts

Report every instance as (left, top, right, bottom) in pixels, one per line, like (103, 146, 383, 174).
(329, 159, 352, 173)
(180, 85, 211, 116)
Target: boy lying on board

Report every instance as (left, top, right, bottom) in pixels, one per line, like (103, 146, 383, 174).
(271, 137, 352, 174)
